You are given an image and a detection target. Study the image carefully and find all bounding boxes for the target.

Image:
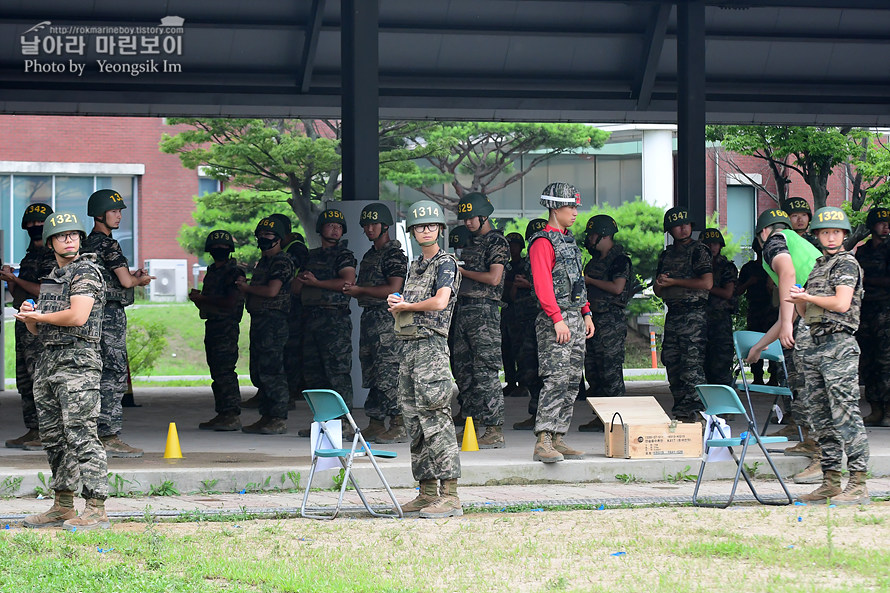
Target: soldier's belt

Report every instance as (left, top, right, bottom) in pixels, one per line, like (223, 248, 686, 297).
(303, 305, 350, 314)
(810, 330, 853, 345)
(43, 340, 99, 350)
(457, 296, 498, 305)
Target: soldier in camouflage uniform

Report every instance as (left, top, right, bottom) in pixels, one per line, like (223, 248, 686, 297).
(237, 217, 295, 435)
(512, 219, 548, 431)
(527, 183, 595, 463)
(388, 201, 462, 518)
(452, 192, 509, 448)
(500, 233, 526, 398)
(189, 230, 245, 431)
(577, 215, 633, 432)
(855, 207, 890, 427)
(295, 208, 357, 437)
(700, 228, 739, 386)
(83, 189, 152, 458)
(782, 197, 823, 250)
(654, 207, 713, 421)
(273, 214, 310, 404)
(343, 203, 407, 443)
(790, 207, 870, 505)
(2, 203, 55, 449)
(17, 211, 110, 530)
(736, 241, 780, 385)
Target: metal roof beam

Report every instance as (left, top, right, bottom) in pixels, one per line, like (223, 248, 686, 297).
(299, 0, 326, 92)
(634, 3, 672, 110)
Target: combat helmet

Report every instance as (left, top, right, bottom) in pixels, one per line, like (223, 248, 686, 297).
(316, 208, 347, 234)
(506, 232, 524, 247)
(360, 203, 394, 227)
(42, 211, 87, 257)
(255, 217, 288, 241)
(866, 206, 890, 230)
(406, 200, 446, 230)
(663, 207, 693, 233)
(268, 213, 293, 235)
(449, 225, 471, 249)
(699, 228, 725, 246)
(21, 203, 53, 228)
(754, 208, 791, 234)
(204, 229, 235, 253)
(585, 215, 618, 239)
(781, 197, 813, 219)
(457, 192, 494, 220)
(540, 182, 581, 210)
(87, 189, 126, 218)
(810, 207, 851, 234)
(525, 218, 548, 241)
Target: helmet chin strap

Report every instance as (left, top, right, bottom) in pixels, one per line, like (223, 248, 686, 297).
(471, 216, 487, 235)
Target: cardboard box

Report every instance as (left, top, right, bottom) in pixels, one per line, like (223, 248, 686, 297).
(587, 396, 703, 459)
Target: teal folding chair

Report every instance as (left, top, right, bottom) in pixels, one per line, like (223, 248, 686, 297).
(692, 384, 793, 508)
(733, 330, 802, 440)
(300, 389, 403, 520)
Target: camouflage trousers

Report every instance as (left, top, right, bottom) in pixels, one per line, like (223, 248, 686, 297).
(205, 318, 241, 415)
(398, 334, 461, 481)
(798, 332, 869, 473)
(34, 345, 108, 500)
(500, 304, 522, 385)
(517, 309, 544, 415)
(788, 319, 814, 431)
(360, 306, 402, 420)
(302, 307, 353, 409)
(14, 321, 41, 430)
(284, 298, 305, 399)
(856, 300, 890, 404)
(705, 309, 735, 386)
(661, 303, 707, 416)
(535, 309, 585, 435)
(452, 299, 504, 427)
(584, 308, 627, 398)
(248, 310, 290, 419)
(98, 303, 128, 438)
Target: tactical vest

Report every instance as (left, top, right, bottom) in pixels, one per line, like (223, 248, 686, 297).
(246, 252, 293, 314)
(528, 229, 587, 311)
(83, 231, 135, 306)
(804, 251, 862, 336)
(762, 229, 822, 287)
(511, 257, 537, 312)
(37, 254, 105, 346)
(395, 249, 460, 339)
(12, 244, 54, 308)
(708, 255, 739, 313)
(458, 230, 508, 300)
(656, 239, 709, 304)
(855, 239, 890, 302)
(200, 259, 245, 321)
(301, 243, 353, 308)
(357, 240, 405, 309)
(584, 244, 632, 313)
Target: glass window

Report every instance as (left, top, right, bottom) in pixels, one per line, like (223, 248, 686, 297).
(1, 175, 8, 263)
(596, 158, 623, 207)
(12, 175, 52, 264)
(521, 156, 549, 217)
(199, 177, 220, 196)
(620, 157, 643, 203)
(54, 176, 94, 227)
(96, 176, 136, 264)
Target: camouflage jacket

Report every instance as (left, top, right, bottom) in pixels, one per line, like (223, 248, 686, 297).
(37, 253, 106, 346)
(200, 259, 246, 321)
(584, 243, 632, 312)
(854, 239, 890, 302)
(11, 243, 55, 308)
(284, 239, 309, 272)
(246, 251, 295, 314)
(82, 230, 134, 306)
(655, 239, 712, 305)
(356, 239, 407, 308)
(509, 257, 537, 314)
(708, 254, 739, 313)
(301, 242, 357, 308)
(458, 229, 509, 300)
(397, 249, 460, 339)
(529, 229, 587, 311)
(804, 251, 863, 337)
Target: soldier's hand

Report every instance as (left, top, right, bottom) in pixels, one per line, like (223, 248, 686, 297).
(342, 282, 361, 296)
(584, 315, 595, 338)
(554, 320, 570, 344)
(514, 274, 531, 289)
(655, 274, 673, 287)
(298, 271, 317, 286)
(778, 322, 795, 349)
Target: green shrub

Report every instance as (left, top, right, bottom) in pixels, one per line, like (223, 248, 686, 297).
(126, 318, 168, 377)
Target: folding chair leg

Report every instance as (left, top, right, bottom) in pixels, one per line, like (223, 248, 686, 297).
(301, 458, 339, 520)
(752, 438, 794, 506)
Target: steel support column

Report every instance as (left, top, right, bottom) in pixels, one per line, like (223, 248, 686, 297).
(340, 0, 378, 201)
(676, 0, 706, 227)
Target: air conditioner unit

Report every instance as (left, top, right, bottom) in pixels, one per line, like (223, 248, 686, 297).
(145, 259, 188, 302)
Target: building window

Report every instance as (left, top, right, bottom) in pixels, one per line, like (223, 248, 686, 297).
(198, 177, 220, 197)
(3, 174, 137, 265)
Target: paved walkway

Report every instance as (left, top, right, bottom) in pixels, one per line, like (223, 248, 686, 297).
(1, 382, 888, 520)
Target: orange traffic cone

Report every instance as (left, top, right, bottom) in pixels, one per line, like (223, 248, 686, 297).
(163, 422, 183, 459)
(461, 417, 479, 452)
